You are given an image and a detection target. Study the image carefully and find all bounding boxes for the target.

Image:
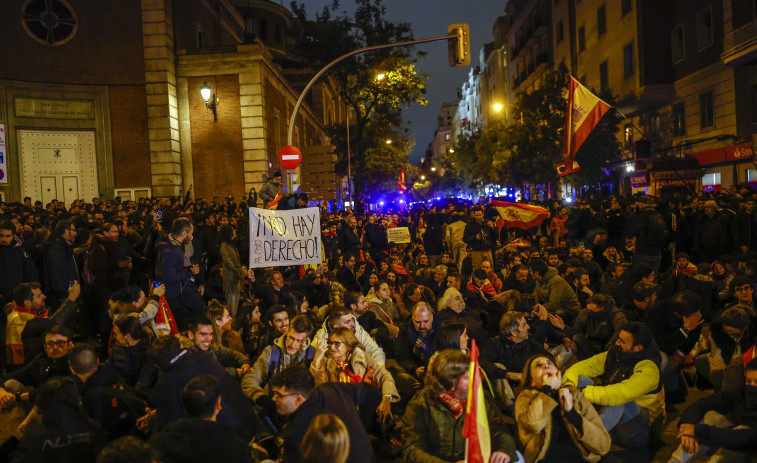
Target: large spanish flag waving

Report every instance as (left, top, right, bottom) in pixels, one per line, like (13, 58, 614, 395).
(463, 339, 490, 463)
(492, 200, 550, 230)
(563, 76, 611, 173)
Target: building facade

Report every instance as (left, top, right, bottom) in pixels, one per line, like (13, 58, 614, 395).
(0, 0, 341, 203)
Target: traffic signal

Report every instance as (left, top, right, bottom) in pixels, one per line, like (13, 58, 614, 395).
(447, 23, 470, 67)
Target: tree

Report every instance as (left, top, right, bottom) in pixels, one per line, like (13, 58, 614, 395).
(289, 0, 428, 207)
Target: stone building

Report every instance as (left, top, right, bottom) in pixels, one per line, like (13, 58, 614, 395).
(0, 0, 342, 203)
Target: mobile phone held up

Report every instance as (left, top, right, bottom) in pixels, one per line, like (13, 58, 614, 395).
(152, 281, 162, 288)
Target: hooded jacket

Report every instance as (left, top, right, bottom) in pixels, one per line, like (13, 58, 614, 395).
(311, 315, 386, 366)
(242, 333, 314, 401)
(516, 386, 611, 463)
(533, 267, 581, 314)
(564, 342, 665, 431)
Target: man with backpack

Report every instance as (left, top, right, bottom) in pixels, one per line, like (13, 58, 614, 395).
(242, 314, 315, 413)
(624, 195, 668, 279)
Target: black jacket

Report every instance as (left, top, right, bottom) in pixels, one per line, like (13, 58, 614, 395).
(0, 243, 39, 304)
(150, 417, 254, 463)
(644, 299, 702, 356)
(42, 237, 77, 301)
(281, 383, 380, 463)
(481, 334, 547, 379)
(680, 386, 757, 451)
(623, 207, 666, 256)
(395, 316, 441, 378)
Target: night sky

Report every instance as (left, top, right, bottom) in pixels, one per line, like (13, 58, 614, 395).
(303, 0, 508, 163)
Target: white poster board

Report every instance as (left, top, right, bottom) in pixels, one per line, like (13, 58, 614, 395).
(387, 226, 411, 244)
(249, 207, 322, 267)
(0, 122, 7, 184)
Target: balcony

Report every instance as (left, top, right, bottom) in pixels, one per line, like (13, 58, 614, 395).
(722, 19, 757, 66)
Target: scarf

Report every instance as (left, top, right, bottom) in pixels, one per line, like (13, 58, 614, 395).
(672, 263, 697, 278)
(438, 392, 466, 419)
(413, 331, 432, 360)
(13, 306, 48, 318)
(467, 280, 496, 298)
(335, 359, 362, 383)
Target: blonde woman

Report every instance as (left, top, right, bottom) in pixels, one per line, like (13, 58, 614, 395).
(301, 414, 350, 463)
(311, 327, 399, 423)
(206, 299, 246, 354)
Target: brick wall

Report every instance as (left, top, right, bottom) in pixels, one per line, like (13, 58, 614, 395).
(189, 75, 245, 200)
(110, 86, 152, 188)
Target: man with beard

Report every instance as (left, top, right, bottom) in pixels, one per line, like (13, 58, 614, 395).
(90, 223, 132, 331)
(155, 218, 200, 330)
(670, 358, 757, 462)
(563, 322, 664, 448)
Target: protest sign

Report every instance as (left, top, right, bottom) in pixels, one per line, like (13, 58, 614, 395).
(387, 227, 411, 244)
(249, 207, 322, 267)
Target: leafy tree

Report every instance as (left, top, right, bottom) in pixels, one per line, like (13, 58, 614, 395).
(289, 0, 428, 207)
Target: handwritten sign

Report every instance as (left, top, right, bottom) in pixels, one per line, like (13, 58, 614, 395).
(249, 207, 322, 267)
(387, 227, 411, 244)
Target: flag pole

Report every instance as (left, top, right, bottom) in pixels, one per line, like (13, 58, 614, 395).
(611, 106, 696, 196)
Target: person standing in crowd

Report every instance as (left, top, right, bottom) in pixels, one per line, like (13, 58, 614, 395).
(155, 218, 199, 331)
(259, 171, 283, 208)
(218, 225, 245, 318)
(624, 195, 668, 278)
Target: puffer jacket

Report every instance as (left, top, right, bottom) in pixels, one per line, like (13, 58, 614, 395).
(516, 386, 611, 463)
(533, 267, 581, 313)
(563, 343, 665, 432)
(310, 346, 399, 401)
(402, 387, 517, 463)
(311, 315, 386, 366)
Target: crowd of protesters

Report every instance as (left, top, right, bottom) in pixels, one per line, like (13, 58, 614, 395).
(1, 179, 757, 463)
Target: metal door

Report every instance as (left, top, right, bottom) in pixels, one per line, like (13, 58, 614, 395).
(62, 176, 80, 206)
(40, 176, 57, 205)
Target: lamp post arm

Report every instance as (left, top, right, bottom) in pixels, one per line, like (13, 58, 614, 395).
(286, 34, 455, 146)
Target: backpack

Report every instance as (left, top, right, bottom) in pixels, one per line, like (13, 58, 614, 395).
(266, 344, 316, 381)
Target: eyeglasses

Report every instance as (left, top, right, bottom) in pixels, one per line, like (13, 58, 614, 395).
(45, 340, 69, 347)
(735, 286, 753, 293)
(272, 391, 297, 400)
(327, 340, 343, 347)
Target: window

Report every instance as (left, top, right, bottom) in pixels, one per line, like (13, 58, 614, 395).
(597, 4, 607, 37)
(556, 20, 564, 43)
(622, 0, 632, 17)
(258, 19, 267, 39)
(21, 0, 78, 46)
(197, 30, 205, 48)
(578, 26, 586, 52)
(599, 60, 608, 91)
(672, 102, 686, 136)
(700, 92, 714, 128)
(671, 25, 685, 63)
(748, 169, 757, 183)
(751, 84, 757, 123)
(696, 7, 713, 50)
(702, 172, 721, 187)
(623, 42, 635, 78)
(445, 133, 450, 141)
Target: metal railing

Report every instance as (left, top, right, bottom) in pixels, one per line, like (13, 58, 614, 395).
(724, 18, 757, 53)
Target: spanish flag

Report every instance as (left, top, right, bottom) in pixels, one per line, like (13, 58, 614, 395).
(563, 76, 611, 174)
(463, 339, 490, 463)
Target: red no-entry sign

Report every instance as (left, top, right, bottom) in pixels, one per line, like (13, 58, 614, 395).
(279, 145, 302, 169)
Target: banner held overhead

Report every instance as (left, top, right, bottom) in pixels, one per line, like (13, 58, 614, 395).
(249, 207, 322, 267)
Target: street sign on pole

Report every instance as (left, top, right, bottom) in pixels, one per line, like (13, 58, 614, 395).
(279, 145, 302, 169)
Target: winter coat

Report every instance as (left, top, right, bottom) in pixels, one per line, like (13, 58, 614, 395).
(0, 244, 38, 303)
(243, 334, 314, 401)
(563, 343, 665, 431)
(40, 237, 76, 300)
(401, 387, 518, 463)
(516, 387, 611, 463)
(481, 334, 547, 380)
(312, 315, 386, 365)
(150, 417, 254, 463)
(310, 346, 399, 400)
(568, 307, 628, 348)
(155, 234, 194, 298)
(220, 241, 244, 293)
(258, 179, 282, 208)
(679, 386, 757, 451)
(533, 267, 582, 314)
(644, 299, 703, 356)
(394, 316, 441, 378)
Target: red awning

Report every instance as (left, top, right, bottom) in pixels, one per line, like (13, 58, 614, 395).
(690, 143, 753, 166)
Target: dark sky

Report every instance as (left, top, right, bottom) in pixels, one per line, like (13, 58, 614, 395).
(302, 0, 508, 163)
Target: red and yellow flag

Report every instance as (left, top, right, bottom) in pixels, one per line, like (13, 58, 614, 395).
(463, 339, 490, 463)
(397, 169, 407, 192)
(563, 76, 611, 174)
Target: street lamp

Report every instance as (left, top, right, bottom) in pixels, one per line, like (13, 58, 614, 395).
(493, 103, 503, 111)
(420, 175, 426, 180)
(200, 82, 219, 122)
(449, 148, 455, 153)
(385, 139, 392, 145)
(431, 166, 437, 172)
(376, 73, 386, 81)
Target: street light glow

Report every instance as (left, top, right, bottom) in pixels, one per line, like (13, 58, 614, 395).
(420, 175, 426, 180)
(449, 148, 454, 153)
(376, 73, 386, 80)
(431, 167, 437, 172)
(493, 103, 503, 111)
(385, 139, 392, 144)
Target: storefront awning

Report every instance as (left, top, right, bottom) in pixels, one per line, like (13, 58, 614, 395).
(690, 143, 754, 166)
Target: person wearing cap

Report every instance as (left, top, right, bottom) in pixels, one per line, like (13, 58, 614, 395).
(259, 172, 283, 209)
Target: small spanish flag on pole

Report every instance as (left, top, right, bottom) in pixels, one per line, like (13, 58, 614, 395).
(563, 76, 611, 174)
(463, 339, 490, 463)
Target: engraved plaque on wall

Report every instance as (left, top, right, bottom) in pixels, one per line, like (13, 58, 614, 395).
(15, 97, 94, 119)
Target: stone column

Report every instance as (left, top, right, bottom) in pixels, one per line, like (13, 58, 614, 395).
(238, 45, 269, 194)
(142, 0, 182, 197)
